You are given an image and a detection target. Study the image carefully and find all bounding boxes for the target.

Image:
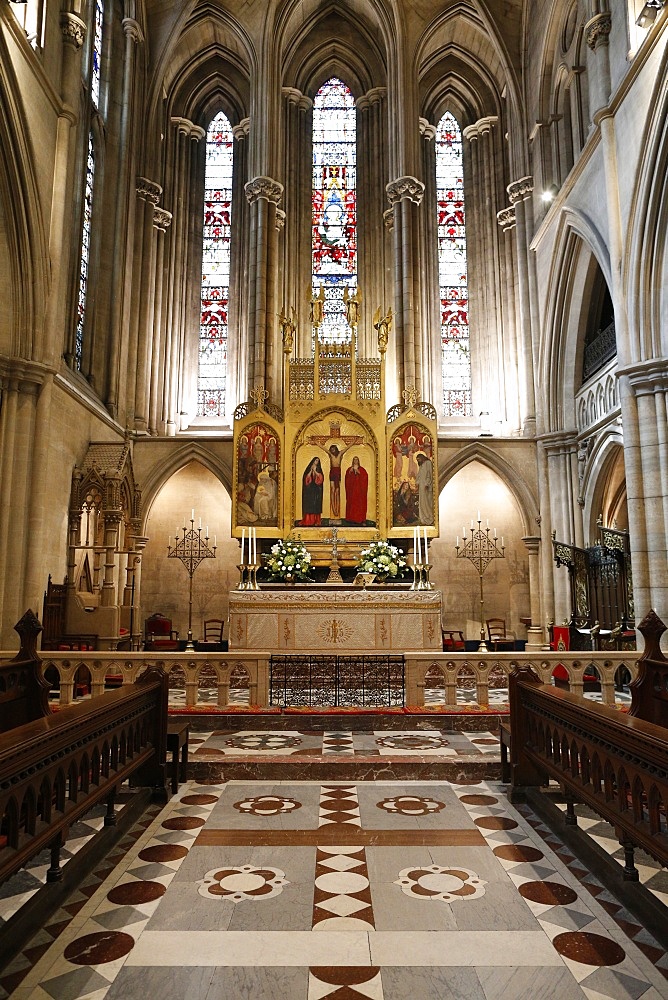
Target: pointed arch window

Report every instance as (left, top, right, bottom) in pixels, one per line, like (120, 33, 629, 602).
(436, 112, 471, 416)
(198, 111, 234, 417)
(74, 0, 104, 371)
(312, 77, 357, 344)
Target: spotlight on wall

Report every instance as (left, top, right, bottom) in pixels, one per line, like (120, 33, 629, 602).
(542, 184, 559, 204)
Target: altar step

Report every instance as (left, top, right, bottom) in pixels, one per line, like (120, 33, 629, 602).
(182, 724, 503, 784)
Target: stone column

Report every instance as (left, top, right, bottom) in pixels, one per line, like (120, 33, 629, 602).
(101, 506, 122, 609)
(357, 88, 388, 357)
(541, 430, 581, 623)
(281, 91, 312, 362)
(52, 11, 86, 369)
(386, 176, 425, 399)
(133, 178, 161, 431)
(106, 13, 143, 418)
(148, 207, 171, 435)
(244, 175, 284, 398)
(497, 206, 521, 432)
(522, 535, 544, 649)
(419, 118, 441, 418)
(507, 176, 537, 436)
(585, 12, 612, 115)
(229, 118, 250, 414)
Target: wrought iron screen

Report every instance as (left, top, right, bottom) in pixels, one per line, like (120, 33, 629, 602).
(270, 655, 405, 707)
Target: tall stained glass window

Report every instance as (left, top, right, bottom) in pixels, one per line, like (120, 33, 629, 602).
(198, 111, 234, 417)
(75, 0, 104, 370)
(436, 112, 471, 416)
(312, 78, 357, 343)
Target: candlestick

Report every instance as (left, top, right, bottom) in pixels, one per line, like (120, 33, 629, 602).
(241, 527, 245, 564)
(455, 516, 506, 652)
(191, 508, 195, 521)
(168, 514, 217, 649)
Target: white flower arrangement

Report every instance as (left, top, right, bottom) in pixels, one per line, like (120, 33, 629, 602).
(356, 540, 408, 581)
(264, 538, 313, 582)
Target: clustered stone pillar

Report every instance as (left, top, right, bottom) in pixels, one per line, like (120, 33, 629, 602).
(496, 205, 521, 431)
(419, 118, 441, 417)
(281, 90, 312, 363)
(244, 176, 284, 399)
(357, 88, 388, 358)
(229, 118, 250, 414)
(386, 176, 425, 398)
(507, 176, 537, 436)
(148, 207, 172, 435)
(585, 11, 612, 116)
(161, 118, 205, 434)
(522, 535, 544, 649)
(131, 177, 162, 432)
(541, 430, 583, 623)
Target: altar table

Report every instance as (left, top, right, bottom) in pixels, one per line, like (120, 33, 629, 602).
(228, 586, 443, 653)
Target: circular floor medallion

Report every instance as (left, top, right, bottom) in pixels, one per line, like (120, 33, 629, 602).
(474, 816, 518, 831)
(107, 881, 166, 905)
(64, 931, 134, 965)
(198, 864, 288, 902)
(552, 931, 626, 966)
(470, 738, 499, 745)
(493, 844, 544, 863)
(224, 734, 302, 751)
(377, 795, 445, 816)
(181, 794, 218, 805)
(138, 844, 188, 863)
(460, 794, 499, 806)
(162, 816, 205, 830)
(395, 864, 486, 902)
(518, 880, 578, 906)
(375, 734, 449, 750)
(233, 794, 302, 816)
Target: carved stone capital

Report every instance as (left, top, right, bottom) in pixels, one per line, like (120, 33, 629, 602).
(383, 207, 394, 231)
(122, 17, 144, 43)
(419, 118, 436, 141)
(136, 177, 162, 204)
(507, 176, 534, 204)
(386, 176, 425, 206)
(283, 87, 312, 111)
(60, 11, 87, 49)
(171, 116, 195, 137)
(275, 208, 286, 231)
(585, 13, 612, 50)
(463, 116, 498, 142)
(190, 125, 206, 142)
(357, 87, 386, 112)
(232, 117, 250, 141)
(245, 176, 284, 206)
(496, 206, 516, 231)
(153, 207, 173, 230)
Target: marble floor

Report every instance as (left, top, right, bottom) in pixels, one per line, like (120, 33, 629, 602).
(4, 777, 667, 1000)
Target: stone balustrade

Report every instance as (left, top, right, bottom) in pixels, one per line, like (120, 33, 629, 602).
(28, 649, 637, 711)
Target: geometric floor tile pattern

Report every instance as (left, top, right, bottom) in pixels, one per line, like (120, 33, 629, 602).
(3, 779, 667, 999)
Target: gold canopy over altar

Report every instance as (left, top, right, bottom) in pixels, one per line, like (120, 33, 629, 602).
(232, 296, 439, 564)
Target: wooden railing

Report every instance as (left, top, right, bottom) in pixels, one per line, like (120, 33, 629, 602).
(507, 610, 668, 878)
(0, 612, 169, 888)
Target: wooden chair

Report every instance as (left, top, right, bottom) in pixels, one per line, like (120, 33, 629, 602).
(196, 618, 226, 651)
(442, 629, 465, 651)
(486, 618, 516, 651)
(144, 613, 179, 651)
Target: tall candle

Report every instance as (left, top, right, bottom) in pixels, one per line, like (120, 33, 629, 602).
(456, 536, 459, 548)
(417, 527, 422, 564)
(214, 534, 217, 547)
(241, 528, 245, 564)
(254, 528, 258, 563)
(423, 527, 428, 560)
(191, 508, 195, 521)
(199, 517, 202, 529)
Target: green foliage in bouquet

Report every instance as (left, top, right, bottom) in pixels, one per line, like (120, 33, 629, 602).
(264, 538, 313, 582)
(355, 540, 408, 581)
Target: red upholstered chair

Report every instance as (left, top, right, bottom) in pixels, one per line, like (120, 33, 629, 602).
(144, 613, 179, 651)
(442, 629, 465, 651)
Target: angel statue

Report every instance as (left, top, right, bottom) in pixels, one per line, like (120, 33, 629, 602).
(309, 285, 325, 328)
(343, 286, 361, 328)
(373, 305, 392, 355)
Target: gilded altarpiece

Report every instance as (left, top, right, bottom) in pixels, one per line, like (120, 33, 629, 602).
(232, 328, 439, 556)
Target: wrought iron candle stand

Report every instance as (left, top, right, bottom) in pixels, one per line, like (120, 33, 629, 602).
(168, 515, 217, 650)
(455, 517, 505, 650)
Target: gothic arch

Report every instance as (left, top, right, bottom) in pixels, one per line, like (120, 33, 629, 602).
(581, 429, 626, 540)
(141, 444, 233, 524)
(539, 210, 611, 432)
(439, 442, 538, 534)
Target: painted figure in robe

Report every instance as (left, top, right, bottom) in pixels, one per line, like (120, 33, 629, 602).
(301, 457, 325, 526)
(344, 456, 368, 524)
(416, 453, 434, 525)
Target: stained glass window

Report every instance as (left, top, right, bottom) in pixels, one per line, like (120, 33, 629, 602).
(75, 133, 95, 369)
(91, 0, 103, 109)
(198, 111, 234, 417)
(312, 78, 357, 344)
(436, 112, 471, 416)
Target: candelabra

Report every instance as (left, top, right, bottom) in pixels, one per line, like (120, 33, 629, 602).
(168, 512, 217, 650)
(455, 515, 505, 651)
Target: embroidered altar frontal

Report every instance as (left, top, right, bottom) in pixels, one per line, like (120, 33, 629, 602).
(229, 588, 443, 652)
